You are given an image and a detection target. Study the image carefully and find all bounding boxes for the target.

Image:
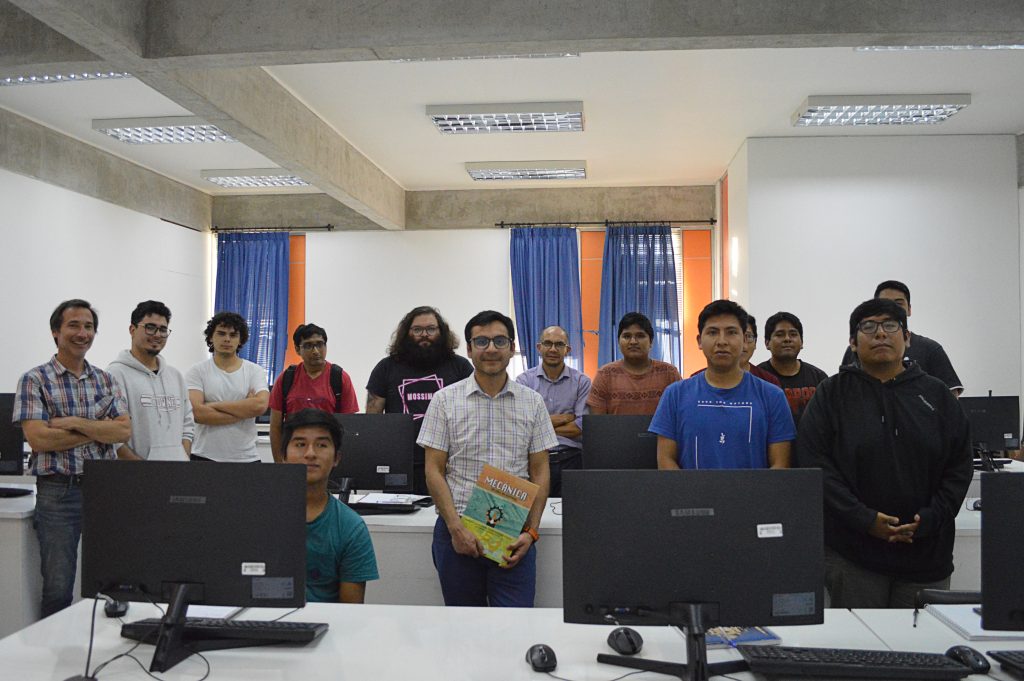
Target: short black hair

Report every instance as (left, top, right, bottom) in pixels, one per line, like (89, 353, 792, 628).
(617, 312, 654, 339)
(281, 408, 344, 454)
(849, 298, 908, 340)
(49, 299, 98, 337)
(130, 300, 171, 326)
(874, 280, 911, 305)
(293, 323, 328, 347)
(464, 310, 515, 343)
(697, 300, 748, 334)
(764, 311, 803, 340)
(204, 311, 250, 353)
(746, 315, 758, 339)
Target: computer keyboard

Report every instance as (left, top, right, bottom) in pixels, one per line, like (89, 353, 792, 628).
(122, 617, 328, 645)
(738, 644, 971, 680)
(988, 650, 1024, 676)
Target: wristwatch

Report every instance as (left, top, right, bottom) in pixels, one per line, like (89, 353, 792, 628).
(522, 525, 539, 543)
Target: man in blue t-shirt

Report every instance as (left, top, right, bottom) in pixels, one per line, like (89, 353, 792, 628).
(651, 300, 795, 470)
(282, 408, 379, 602)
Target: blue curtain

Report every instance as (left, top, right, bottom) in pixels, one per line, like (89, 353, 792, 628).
(214, 232, 290, 384)
(510, 227, 585, 370)
(597, 225, 681, 367)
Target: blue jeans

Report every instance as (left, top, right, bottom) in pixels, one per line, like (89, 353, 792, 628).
(431, 518, 537, 607)
(34, 476, 83, 617)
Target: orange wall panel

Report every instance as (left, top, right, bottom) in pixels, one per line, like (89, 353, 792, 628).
(283, 235, 306, 369)
(682, 230, 713, 377)
(579, 231, 605, 379)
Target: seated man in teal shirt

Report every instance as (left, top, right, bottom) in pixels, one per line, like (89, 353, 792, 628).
(282, 408, 379, 602)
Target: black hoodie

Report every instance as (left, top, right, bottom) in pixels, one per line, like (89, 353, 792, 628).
(795, 362, 972, 583)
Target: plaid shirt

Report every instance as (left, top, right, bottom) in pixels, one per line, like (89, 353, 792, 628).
(14, 356, 129, 476)
(417, 374, 558, 514)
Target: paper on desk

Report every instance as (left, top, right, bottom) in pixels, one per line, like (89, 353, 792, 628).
(187, 605, 243, 620)
(926, 604, 1024, 640)
(357, 493, 429, 505)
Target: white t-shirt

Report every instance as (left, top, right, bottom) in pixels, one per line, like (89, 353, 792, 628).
(185, 358, 268, 462)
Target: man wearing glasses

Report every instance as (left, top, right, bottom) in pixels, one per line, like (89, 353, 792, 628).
(796, 299, 971, 608)
(366, 306, 473, 493)
(418, 310, 557, 607)
(107, 300, 194, 460)
(515, 325, 591, 497)
(268, 323, 358, 463)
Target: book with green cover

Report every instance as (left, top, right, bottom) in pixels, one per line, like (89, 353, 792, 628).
(460, 464, 540, 564)
(705, 626, 781, 649)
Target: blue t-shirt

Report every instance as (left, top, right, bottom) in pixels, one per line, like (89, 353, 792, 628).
(306, 496, 379, 602)
(649, 372, 795, 469)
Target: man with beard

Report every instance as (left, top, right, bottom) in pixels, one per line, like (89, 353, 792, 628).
(366, 306, 473, 494)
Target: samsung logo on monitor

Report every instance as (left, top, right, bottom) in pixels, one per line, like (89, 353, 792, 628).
(169, 495, 207, 505)
(670, 508, 714, 517)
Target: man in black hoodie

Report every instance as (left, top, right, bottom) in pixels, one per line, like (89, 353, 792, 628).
(796, 299, 971, 608)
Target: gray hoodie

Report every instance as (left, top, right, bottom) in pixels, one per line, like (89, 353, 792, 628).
(107, 350, 195, 461)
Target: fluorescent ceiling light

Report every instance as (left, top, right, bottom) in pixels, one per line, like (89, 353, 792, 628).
(792, 95, 970, 127)
(394, 53, 578, 63)
(1, 71, 132, 86)
(465, 161, 586, 181)
(201, 169, 310, 189)
(855, 45, 1024, 51)
(93, 116, 237, 144)
(427, 102, 584, 134)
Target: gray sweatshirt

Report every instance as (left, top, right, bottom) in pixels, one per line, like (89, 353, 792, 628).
(107, 350, 195, 460)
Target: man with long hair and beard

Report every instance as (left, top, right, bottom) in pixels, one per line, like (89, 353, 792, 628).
(366, 306, 473, 494)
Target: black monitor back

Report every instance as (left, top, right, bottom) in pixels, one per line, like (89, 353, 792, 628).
(562, 468, 824, 628)
(0, 393, 25, 475)
(82, 460, 306, 608)
(961, 396, 1020, 451)
(581, 415, 658, 469)
(332, 413, 415, 492)
(982, 472, 1024, 629)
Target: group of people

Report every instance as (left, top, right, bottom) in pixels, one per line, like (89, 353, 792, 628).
(12, 277, 971, 619)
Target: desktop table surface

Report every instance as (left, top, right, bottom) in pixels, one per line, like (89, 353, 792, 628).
(4, 602, 1019, 681)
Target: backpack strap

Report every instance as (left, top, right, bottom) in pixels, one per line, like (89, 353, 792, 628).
(279, 364, 298, 419)
(329, 364, 344, 411)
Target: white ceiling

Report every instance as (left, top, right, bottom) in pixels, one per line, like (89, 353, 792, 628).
(3, 46, 1024, 194)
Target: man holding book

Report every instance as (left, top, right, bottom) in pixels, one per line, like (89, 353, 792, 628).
(418, 310, 558, 607)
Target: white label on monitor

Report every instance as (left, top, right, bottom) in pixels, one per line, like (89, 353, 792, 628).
(757, 523, 783, 538)
(1005, 432, 1013, 439)
(241, 562, 266, 576)
(375, 465, 391, 473)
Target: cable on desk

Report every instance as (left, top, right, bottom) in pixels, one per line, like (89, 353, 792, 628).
(849, 608, 894, 651)
(80, 596, 101, 678)
(549, 500, 562, 516)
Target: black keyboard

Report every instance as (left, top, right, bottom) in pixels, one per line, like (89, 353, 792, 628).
(988, 650, 1024, 675)
(738, 644, 970, 680)
(122, 617, 328, 645)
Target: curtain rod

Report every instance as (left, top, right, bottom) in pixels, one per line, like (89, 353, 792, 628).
(495, 219, 716, 229)
(210, 224, 334, 233)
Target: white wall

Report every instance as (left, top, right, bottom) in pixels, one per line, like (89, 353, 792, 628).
(724, 141, 750, 302)
(0, 168, 211, 391)
(305, 229, 511, 409)
(731, 135, 1020, 397)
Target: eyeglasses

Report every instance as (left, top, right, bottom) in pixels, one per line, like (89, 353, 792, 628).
(299, 341, 326, 351)
(857, 320, 903, 335)
(410, 325, 440, 337)
(140, 323, 171, 337)
(538, 340, 568, 350)
(743, 333, 756, 342)
(470, 335, 512, 349)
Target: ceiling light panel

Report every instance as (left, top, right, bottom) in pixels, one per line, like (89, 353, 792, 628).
(201, 169, 310, 189)
(465, 161, 586, 181)
(393, 53, 578, 62)
(427, 102, 584, 134)
(1, 71, 132, 86)
(93, 116, 237, 144)
(792, 95, 971, 127)
(855, 45, 1024, 51)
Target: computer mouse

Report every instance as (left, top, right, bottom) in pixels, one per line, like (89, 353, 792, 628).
(945, 645, 990, 673)
(103, 598, 128, 618)
(971, 498, 982, 511)
(525, 643, 557, 672)
(607, 626, 644, 655)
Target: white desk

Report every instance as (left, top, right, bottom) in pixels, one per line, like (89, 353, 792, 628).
(0, 601, 889, 681)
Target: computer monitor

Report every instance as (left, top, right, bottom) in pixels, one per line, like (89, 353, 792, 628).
(0, 393, 25, 475)
(960, 396, 1020, 453)
(82, 460, 307, 672)
(981, 472, 1024, 630)
(331, 413, 415, 493)
(562, 468, 824, 681)
(581, 415, 658, 469)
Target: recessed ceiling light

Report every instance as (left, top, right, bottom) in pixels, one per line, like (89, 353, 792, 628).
(427, 102, 584, 134)
(465, 161, 586, 181)
(92, 116, 237, 144)
(855, 45, 1024, 51)
(0, 71, 132, 86)
(201, 169, 310, 189)
(393, 53, 578, 63)
(792, 95, 970, 127)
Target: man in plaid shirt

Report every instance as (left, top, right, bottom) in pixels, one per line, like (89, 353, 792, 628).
(14, 299, 131, 616)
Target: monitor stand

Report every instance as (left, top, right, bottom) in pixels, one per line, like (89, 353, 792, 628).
(596, 603, 748, 681)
